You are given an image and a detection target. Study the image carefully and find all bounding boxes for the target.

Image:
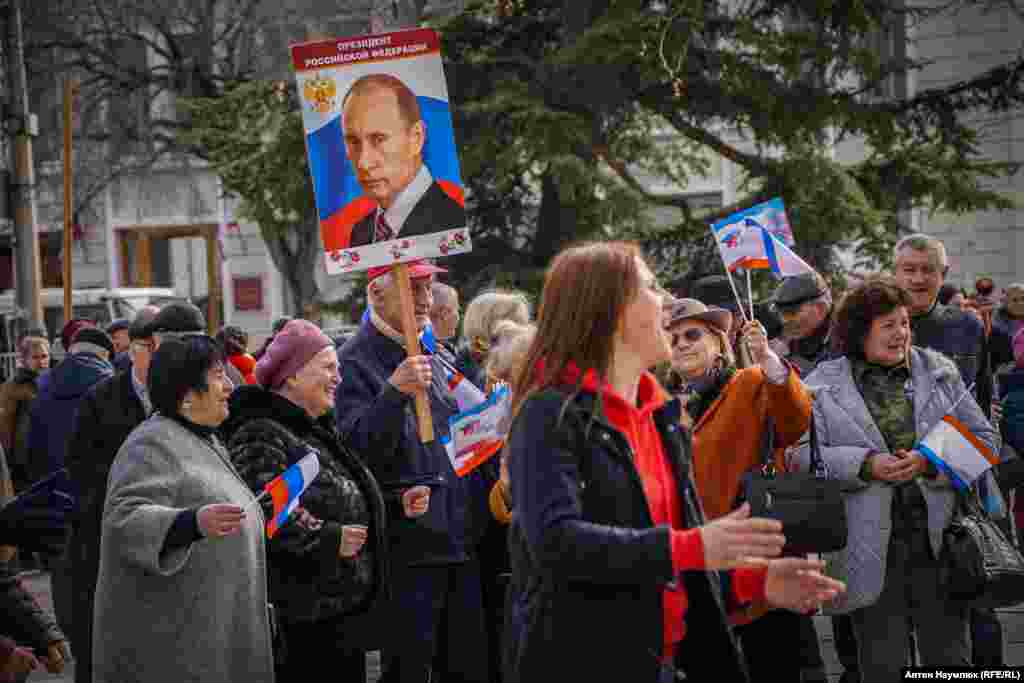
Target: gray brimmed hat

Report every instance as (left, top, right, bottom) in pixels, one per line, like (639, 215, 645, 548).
(664, 298, 733, 334)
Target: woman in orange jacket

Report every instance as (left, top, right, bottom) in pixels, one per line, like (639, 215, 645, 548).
(664, 297, 818, 682)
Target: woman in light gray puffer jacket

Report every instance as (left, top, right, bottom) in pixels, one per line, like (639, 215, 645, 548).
(793, 278, 999, 681)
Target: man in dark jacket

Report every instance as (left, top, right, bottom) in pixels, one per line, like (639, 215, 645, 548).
(894, 235, 990, 409)
(770, 272, 835, 377)
(0, 336, 50, 494)
(893, 233, 1003, 669)
(23, 323, 113, 649)
(336, 260, 493, 683)
(26, 326, 114, 499)
(63, 303, 200, 683)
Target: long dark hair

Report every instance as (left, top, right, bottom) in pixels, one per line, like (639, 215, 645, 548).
(511, 241, 641, 416)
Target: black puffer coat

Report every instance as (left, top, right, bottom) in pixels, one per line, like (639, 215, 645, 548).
(222, 386, 389, 626)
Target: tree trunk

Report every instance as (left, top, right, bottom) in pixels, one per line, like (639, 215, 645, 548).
(530, 171, 578, 268)
(371, 0, 425, 30)
(260, 217, 321, 320)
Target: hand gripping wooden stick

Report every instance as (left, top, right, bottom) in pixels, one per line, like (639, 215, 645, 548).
(395, 263, 435, 443)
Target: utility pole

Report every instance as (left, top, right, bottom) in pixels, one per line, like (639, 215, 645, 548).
(62, 78, 74, 321)
(4, 0, 43, 333)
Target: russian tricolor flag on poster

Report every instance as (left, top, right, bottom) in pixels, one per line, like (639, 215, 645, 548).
(264, 453, 321, 538)
(290, 28, 470, 275)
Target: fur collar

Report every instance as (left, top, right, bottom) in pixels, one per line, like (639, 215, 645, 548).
(223, 384, 331, 441)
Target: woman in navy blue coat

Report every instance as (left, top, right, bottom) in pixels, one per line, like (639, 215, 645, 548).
(503, 242, 844, 683)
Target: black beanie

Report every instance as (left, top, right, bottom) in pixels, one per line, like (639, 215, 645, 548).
(72, 327, 115, 356)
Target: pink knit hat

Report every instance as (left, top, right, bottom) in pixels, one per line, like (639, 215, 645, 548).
(254, 319, 333, 389)
(1014, 327, 1024, 367)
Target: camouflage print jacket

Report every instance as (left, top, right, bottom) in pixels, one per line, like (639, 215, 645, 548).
(849, 357, 931, 537)
(849, 358, 916, 454)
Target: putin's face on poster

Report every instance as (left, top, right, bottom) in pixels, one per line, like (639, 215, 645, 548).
(342, 81, 426, 211)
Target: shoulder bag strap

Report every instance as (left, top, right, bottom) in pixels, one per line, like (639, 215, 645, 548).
(759, 389, 776, 475)
(808, 412, 827, 477)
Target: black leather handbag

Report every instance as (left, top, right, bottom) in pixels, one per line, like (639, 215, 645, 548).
(942, 485, 1024, 607)
(740, 415, 848, 555)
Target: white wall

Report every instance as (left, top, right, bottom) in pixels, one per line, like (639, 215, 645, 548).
(909, 2, 1024, 289)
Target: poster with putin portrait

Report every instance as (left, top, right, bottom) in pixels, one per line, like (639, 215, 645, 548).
(291, 28, 470, 275)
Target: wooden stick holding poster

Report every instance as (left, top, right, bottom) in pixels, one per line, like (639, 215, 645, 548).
(395, 263, 434, 442)
(290, 28, 470, 443)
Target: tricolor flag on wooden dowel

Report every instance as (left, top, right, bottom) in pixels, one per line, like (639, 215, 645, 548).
(442, 385, 512, 477)
(916, 415, 998, 491)
(262, 452, 321, 538)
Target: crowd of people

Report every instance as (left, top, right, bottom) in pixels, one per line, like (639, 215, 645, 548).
(0, 230, 1021, 681)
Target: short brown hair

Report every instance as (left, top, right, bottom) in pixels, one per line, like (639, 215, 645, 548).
(512, 242, 641, 415)
(343, 73, 422, 128)
(831, 276, 912, 358)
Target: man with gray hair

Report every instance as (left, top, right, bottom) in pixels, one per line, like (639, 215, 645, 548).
(429, 282, 460, 349)
(893, 233, 989, 404)
(336, 259, 492, 683)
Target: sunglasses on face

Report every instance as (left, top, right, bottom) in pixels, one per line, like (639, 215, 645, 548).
(671, 327, 706, 347)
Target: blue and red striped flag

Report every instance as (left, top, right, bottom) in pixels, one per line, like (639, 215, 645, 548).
(263, 453, 321, 538)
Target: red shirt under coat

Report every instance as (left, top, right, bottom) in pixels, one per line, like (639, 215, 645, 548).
(565, 364, 767, 659)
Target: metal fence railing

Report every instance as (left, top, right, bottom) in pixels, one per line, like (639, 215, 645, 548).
(1, 353, 18, 381)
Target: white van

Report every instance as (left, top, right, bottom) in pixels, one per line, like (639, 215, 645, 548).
(0, 287, 185, 371)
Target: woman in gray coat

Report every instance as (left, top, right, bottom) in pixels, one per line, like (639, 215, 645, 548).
(795, 277, 999, 680)
(93, 334, 275, 683)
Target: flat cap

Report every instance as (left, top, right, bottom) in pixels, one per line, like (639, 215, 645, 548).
(772, 272, 828, 309)
(692, 275, 740, 312)
(142, 302, 206, 337)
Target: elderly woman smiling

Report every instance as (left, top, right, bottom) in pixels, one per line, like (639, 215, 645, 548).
(663, 297, 815, 681)
(93, 334, 275, 683)
(224, 319, 429, 681)
(796, 277, 999, 680)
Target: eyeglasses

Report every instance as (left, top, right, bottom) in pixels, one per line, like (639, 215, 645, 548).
(131, 340, 157, 352)
(671, 328, 706, 347)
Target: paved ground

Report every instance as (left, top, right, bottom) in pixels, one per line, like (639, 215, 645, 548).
(16, 570, 1024, 681)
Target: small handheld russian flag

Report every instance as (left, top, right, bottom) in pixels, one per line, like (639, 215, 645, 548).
(262, 452, 321, 538)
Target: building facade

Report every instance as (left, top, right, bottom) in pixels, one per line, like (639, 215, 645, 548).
(1, 0, 467, 342)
